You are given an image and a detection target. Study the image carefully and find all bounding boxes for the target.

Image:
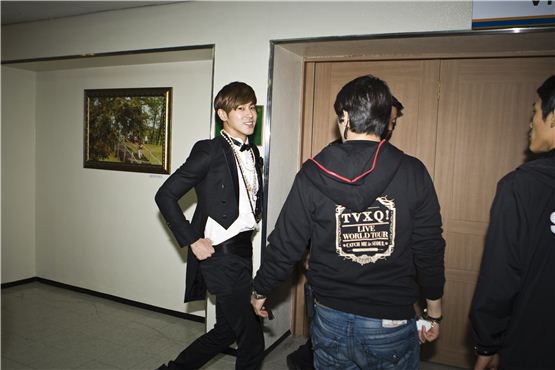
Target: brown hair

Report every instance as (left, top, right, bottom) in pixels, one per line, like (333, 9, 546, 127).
(214, 81, 257, 113)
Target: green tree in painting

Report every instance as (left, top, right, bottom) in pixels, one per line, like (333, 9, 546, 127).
(88, 97, 119, 160)
(143, 96, 165, 146)
(115, 97, 149, 143)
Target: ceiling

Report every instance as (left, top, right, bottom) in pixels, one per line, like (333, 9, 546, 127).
(1, 1, 183, 26)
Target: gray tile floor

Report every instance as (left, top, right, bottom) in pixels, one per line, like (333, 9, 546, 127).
(2, 282, 466, 369)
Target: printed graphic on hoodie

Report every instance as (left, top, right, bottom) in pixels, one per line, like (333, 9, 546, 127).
(335, 197, 396, 265)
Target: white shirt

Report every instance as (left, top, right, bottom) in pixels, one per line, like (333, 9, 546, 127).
(204, 138, 259, 245)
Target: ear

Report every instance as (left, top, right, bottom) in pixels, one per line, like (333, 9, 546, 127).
(217, 108, 228, 122)
(343, 110, 350, 125)
(546, 109, 555, 128)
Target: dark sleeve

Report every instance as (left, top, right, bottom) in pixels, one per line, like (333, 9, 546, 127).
(469, 177, 521, 354)
(155, 140, 211, 247)
(253, 174, 313, 296)
(411, 163, 446, 300)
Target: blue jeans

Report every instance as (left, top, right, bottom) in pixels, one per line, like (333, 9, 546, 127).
(310, 302, 419, 370)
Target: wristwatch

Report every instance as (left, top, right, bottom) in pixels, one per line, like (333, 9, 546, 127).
(422, 308, 443, 324)
(251, 290, 266, 300)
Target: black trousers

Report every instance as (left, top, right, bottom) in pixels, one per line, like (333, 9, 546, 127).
(161, 232, 264, 370)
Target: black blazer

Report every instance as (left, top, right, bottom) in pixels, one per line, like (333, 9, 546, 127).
(155, 135, 263, 302)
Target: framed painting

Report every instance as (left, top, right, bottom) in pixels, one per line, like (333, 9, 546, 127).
(84, 87, 172, 174)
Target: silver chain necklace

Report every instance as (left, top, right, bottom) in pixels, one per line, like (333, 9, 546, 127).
(220, 130, 258, 207)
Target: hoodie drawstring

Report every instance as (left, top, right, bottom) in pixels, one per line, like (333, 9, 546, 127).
(309, 139, 386, 184)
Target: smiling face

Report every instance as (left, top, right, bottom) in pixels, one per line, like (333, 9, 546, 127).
(529, 95, 555, 153)
(218, 102, 257, 141)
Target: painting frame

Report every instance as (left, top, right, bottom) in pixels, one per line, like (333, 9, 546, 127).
(84, 87, 172, 174)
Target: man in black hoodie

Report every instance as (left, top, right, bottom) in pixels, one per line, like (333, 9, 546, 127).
(469, 75, 555, 370)
(251, 75, 445, 369)
(286, 95, 406, 370)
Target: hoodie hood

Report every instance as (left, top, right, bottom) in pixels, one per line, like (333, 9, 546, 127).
(518, 148, 555, 189)
(303, 140, 404, 212)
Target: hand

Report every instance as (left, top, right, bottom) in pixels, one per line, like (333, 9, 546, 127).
(474, 354, 499, 370)
(418, 322, 440, 344)
(250, 296, 269, 318)
(190, 238, 215, 260)
(420, 298, 442, 344)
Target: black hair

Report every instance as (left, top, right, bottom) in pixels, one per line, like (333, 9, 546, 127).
(334, 75, 392, 137)
(537, 75, 555, 119)
(392, 96, 404, 113)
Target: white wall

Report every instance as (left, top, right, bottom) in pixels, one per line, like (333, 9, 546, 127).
(1, 0, 471, 336)
(2, 1, 471, 120)
(1, 67, 37, 283)
(31, 61, 211, 315)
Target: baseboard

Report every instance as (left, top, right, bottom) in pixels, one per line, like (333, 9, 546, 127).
(1, 277, 40, 289)
(264, 330, 292, 356)
(2, 276, 205, 324)
(217, 330, 291, 357)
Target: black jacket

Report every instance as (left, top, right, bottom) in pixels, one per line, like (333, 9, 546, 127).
(254, 140, 445, 319)
(155, 135, 263, 302)
(469, 149, 555, 370)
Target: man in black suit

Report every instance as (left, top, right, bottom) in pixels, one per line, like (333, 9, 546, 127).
(155, 81, 264, 370)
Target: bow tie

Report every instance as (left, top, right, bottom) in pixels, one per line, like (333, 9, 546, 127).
(239, 143, 252, 152)
(230, 137, 251, 152)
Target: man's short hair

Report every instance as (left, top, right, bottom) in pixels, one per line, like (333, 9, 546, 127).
(214, 81, 257, 113)
(537, 75, 555, 119)
(334, 75, 392, 137)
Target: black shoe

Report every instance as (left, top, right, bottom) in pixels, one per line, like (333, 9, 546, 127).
(286, 339, 314, 370)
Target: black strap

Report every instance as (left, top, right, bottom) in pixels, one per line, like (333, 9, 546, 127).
(213, 231, 253, 259)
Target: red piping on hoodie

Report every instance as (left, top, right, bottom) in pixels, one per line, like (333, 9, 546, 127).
(309, 139, 386, 184)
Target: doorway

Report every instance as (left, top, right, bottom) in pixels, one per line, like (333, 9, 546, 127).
(266, 29, 555, 369)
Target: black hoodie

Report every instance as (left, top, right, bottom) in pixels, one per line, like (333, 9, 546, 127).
(254, 140, 445, 320)
(469, 149, 555, 369)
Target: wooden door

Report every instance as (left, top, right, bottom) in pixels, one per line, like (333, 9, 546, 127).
(298, 56, 554, 368)
(302, 60, 440, 172)
(431, 57, 555, 367)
